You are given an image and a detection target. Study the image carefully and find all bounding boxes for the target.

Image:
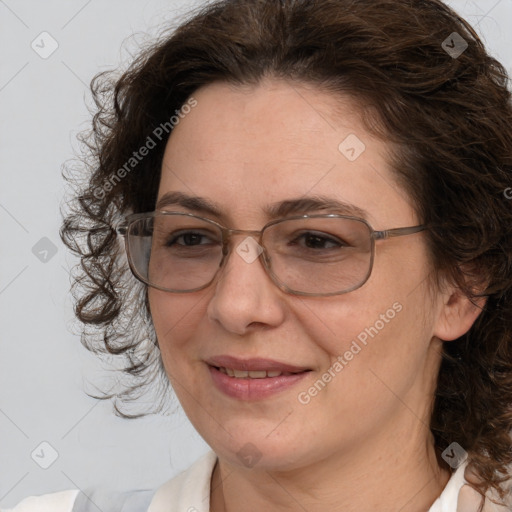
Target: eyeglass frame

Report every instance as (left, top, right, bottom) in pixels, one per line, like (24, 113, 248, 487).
(117, 211, 427, 297)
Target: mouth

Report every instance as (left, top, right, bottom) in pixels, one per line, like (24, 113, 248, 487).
(215, 367, 299, 378)
(206, 355, 311, 375)
(206, 356, 312, 400)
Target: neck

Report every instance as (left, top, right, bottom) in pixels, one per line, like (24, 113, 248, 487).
(210, 426, 451, 512)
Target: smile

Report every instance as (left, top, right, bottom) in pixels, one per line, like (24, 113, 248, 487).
(206, 356, 311, 400)
(215, 367, 297, 378)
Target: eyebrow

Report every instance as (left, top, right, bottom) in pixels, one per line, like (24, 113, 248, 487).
(155, 191, 369, 220)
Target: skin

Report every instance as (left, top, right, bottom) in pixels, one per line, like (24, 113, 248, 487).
(148, 78, 484, 512)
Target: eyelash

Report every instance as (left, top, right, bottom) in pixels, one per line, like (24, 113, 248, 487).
(164, 230, 346, 250)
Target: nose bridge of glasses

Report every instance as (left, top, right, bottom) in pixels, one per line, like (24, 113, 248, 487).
(220, 227, 268, 267)
(226, 227, 261, 235)
(223, 227, 264, 246)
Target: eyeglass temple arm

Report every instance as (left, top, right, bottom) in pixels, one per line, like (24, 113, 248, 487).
(373, 225, 427, 240)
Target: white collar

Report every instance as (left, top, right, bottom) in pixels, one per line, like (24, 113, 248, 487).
(428, 461, 467, 512)
(148, 450, 216, 512)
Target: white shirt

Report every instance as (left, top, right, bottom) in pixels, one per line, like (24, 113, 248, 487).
(0, 451, 501, 512)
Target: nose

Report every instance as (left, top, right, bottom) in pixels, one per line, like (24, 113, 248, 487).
(206, 235, 286, 335)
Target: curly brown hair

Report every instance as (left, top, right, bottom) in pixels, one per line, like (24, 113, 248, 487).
(60, 0, 512, 503)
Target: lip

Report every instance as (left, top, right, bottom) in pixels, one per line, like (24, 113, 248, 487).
(206, 355, 311, 373)
(206, 355, 311, 401)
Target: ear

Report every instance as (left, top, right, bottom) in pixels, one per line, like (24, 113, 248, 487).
(433, 286, 487, 342)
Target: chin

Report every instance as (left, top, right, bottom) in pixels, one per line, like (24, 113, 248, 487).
(191, 413, 318, 471)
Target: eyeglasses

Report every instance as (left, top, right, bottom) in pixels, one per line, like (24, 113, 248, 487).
(117, 211, 427, 297)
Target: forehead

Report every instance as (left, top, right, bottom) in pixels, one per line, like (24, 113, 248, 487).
(159, 79, 417, 229)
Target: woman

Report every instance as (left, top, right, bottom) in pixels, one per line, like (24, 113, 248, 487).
(5, 0, 512, 510)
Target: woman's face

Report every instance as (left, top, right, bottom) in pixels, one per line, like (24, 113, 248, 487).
(149, 78, 450, 471)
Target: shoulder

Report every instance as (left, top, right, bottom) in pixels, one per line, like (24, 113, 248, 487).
(430, 461, 512, 512)
(2, 487, 155, 512)
(1, 490, 80, 512)
(1, 451, 217, 512)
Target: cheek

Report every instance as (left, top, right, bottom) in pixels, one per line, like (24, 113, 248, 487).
(355, 283, 435, 396)
(293, 294, 409, 379)
(297, 247, 437, 384)
(148, 289, 207, 372)
(292, 296, 435, 434)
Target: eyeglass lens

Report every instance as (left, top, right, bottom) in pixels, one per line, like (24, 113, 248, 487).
(126, 214, 373, 295)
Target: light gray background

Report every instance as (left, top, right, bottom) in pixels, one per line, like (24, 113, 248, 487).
(1, 0, 511, 508)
